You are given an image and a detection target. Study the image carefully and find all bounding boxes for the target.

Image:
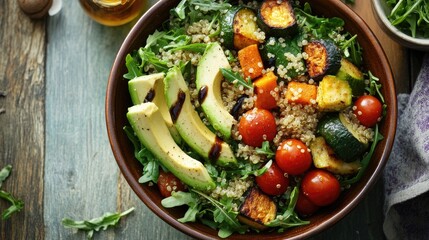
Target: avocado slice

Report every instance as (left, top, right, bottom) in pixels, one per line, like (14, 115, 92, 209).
(128, 73, 181, 144)
(196, 42, 236, 140)
(164, 67, 237, 168)
(127, 102, 216, 192)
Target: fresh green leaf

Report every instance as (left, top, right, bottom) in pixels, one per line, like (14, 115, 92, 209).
(0, 165, 12, 188)
(255, 141, 275, 159)
(266, 187, 310, 229)
(138, 160, 160, 183)
(161, 191, 199, 208)
(61, 207, 135, 240)
(123, 54, 142, 80)
(387, 0, 429, 38)
(0, 190, 24, 220)
(171, 43, 207, 53)
(137, 48, 169, 73)
(0, 165, 24, 220)
(220, 68, 253, 90)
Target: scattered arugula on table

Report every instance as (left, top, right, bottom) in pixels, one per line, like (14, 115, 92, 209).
(386, 0, 429, 38)
(0, 165, 24, 220)
(61, 207, 135, 240)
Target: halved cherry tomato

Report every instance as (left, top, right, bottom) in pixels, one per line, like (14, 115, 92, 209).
(157, 170, 187, 198)
(238, 108, 277, 147)
(295, 190, 320, 216)
(256, 162, 289, 196)
(353, 95, 382, 127)
(275, 139, 312, 175)
(301, 169, 340, 206)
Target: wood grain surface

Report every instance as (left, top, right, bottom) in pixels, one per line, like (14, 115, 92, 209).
(0, 0, 415, 239)
(0, 1, 45, 239)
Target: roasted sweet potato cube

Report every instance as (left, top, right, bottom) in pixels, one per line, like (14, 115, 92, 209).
(238, 44, 264, 80)
(238, 187, 277, 230)
(253, 71, 278, 110)
(286, 81, 317, 105)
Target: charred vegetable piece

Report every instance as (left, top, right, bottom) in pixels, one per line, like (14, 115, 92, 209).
(238, 187, 277, 230)
(257, 0, 298, 37)
(221, 6, 261, 50)
(316, 113, 369, 162)
(310, 137, 361, 175)
(316, 75, 352, 111)
(336, 58, 365, 96)
(303, 39, 341, 80)
(238, 44, 264, 80)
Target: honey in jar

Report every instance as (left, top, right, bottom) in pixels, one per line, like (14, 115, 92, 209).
(79, 0, 144, 26)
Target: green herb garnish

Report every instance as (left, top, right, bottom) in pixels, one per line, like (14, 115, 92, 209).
(61, 207, 135, 240)
(255, 141, 275, 159)
(387, 0, 429, 38)
(266, 187, 310, 229)
(0, 165, 24, 220)
(220, 68, 253, 90)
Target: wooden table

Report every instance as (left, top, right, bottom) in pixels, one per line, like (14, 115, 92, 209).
(0, 1, 420, 239)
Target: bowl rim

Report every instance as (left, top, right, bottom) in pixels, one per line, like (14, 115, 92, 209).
(106, 0, 397, 239)
(371, 0, 429, 50)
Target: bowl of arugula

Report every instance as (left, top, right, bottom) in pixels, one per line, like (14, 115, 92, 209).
(372, 0, 429, 51)
(106, 0, 397, 239)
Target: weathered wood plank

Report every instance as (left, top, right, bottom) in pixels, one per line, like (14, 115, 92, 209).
(0, 1, 46, 239)
(45, 1, 191, 239)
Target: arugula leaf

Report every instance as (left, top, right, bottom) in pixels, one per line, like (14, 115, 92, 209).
(191, 189, 247, 238)
(295, 5, 345, 40)
(123, 54, 142, 80)
(171, 43, 207, 53)
(387, 0, 429, 38)
(137, 48, 170, 73)
(266, 187, 310, 229)
(0, 165, 12, 188)
(220, 68, 253, 90)
(0, 165, 24, 220)
(341, 124, 384, 186)
(255, 141, 275, 159)
(0, 190, 24, 220)
(62, 207, 135, 240)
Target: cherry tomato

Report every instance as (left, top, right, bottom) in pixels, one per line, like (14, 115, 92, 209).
(301, 169, 340, 206)
(157, 170, 187, 198)
(256, 162, 289, 196)
(353, 95, 382, 127)
(238, 108, 277, 147)
(275, 139, 312, 175)
(295, 190, 320, 216)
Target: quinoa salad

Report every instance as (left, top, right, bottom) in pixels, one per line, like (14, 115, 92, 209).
(123, 0, 387, 237)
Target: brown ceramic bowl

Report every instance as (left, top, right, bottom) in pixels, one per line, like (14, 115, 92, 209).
(106, 0, 397, 239)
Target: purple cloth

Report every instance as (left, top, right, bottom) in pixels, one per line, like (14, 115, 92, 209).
(383, 54, 429, 240)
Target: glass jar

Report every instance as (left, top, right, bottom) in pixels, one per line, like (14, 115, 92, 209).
(79, 0, 144, 26)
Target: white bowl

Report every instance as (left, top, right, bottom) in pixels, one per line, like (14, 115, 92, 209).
(371, 0, 429, 51)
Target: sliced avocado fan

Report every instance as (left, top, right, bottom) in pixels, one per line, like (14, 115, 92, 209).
(164, 67, 237, 168)
(127, 102, 216, 192)
(196, 42, 236, 140)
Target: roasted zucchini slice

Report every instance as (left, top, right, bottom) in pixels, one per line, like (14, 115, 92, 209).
(316, 75, 352, 111)
(257, 0, 298, 37)
(303, 39, 341, 80)
(316, 113, 369, 162)
(336, 58, 365, 96)
(238, 187, 277, 230)
(221, 6, 261, 50)
(310, 136, 361, 175)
